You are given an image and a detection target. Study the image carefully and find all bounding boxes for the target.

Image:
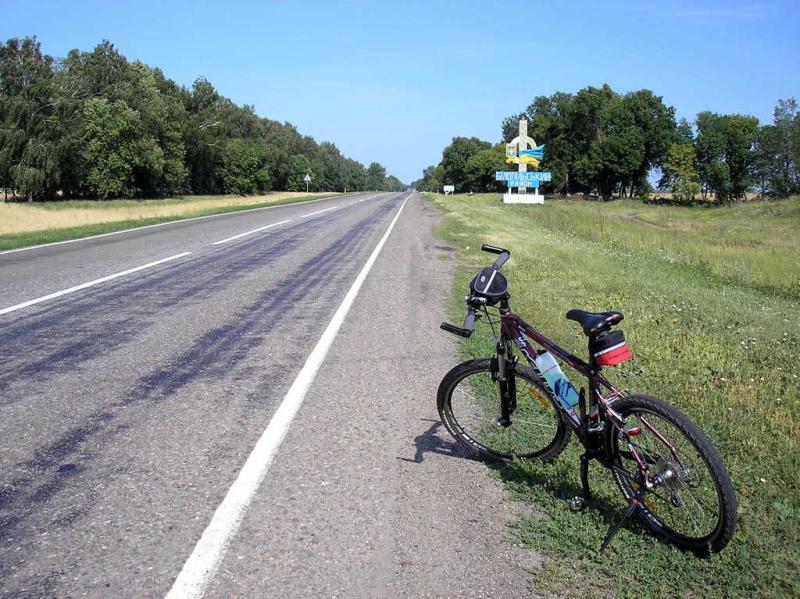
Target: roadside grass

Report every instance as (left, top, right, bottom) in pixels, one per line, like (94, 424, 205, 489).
(0, 192, 337, 251)
(526, 197, 800, 297)
(428, 192, 799, 598)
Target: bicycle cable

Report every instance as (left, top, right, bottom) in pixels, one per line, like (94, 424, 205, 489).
(484, 306, 501, 341)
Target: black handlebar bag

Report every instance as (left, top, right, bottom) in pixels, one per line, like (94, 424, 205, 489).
(469, 267, 508, 305)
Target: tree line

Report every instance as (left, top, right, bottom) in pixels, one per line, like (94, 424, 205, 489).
(412, 84, 799, 202)
(0, 37, 405, 201)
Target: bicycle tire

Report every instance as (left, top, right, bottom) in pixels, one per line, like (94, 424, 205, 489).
(437, 358, 570, 463)
(604, 395, 737, 554)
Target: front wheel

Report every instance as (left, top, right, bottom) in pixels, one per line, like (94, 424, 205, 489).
(437, 358, 570, 463)
(605, 395, 737, 554)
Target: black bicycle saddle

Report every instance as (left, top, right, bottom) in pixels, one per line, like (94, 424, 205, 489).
(566, 309, 624, 336)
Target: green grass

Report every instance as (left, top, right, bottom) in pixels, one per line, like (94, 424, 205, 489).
(0, 192, 336, 251)
(524, 197, 800, 297)
(428, 192, 800, 598)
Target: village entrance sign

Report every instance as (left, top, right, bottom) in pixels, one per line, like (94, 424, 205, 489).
(496, 118, 552, 204)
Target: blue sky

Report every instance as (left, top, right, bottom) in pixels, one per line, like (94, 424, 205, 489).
(2, 0, 798, 184)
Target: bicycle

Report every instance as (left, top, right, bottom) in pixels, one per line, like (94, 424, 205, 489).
(438, 244, 737, 554)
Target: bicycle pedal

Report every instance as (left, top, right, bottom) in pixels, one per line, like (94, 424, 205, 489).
(570, 496, 587, 511)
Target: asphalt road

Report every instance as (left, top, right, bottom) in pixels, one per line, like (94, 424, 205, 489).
(0, 192, 539, 597)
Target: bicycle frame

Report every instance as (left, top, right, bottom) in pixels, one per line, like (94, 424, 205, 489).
(494, 300, 681, 505)
(494, 301, 627, 449)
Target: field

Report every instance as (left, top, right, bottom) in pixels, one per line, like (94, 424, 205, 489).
(0, 192, 336, 250)
(428, 193, 799, 598)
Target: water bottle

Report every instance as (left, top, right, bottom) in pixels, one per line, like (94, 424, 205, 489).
(534, 351, 580, 424)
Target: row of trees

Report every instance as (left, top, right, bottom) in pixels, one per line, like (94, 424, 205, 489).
(413, 84, 799, 202)
(0, 37, 405, 201)
(666, 100, 800, 201)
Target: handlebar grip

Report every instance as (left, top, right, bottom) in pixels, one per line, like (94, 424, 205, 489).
(463, 307, 476, 331)
(441, 308, 477, 338)
(481, 244, 511, 270)
(481, 244, 507, 255)
(440, 322, 472, 338)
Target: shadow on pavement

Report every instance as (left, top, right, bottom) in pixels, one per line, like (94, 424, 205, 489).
(399, 419, 479, 464)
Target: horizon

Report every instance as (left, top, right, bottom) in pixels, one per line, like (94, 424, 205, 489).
(2, 0, 799, 184)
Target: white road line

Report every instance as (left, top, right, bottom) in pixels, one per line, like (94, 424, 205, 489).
(211, 219, 291, 246)
(0, 252, 192, 316)
(166, 194, 411, 599)
(299, 206, 339, 218)
(0, 193, 361, 256)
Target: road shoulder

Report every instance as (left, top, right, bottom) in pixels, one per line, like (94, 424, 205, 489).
(205, 194, 542, 597)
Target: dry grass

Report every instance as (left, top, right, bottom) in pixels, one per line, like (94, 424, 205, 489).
(0, 192, 335, 235)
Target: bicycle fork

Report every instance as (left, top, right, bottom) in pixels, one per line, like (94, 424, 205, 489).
(491, 341, 516, 427)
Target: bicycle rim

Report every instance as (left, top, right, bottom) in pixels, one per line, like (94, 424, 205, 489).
(442, 360, 568, 462)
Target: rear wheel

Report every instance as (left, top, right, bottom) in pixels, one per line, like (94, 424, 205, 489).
(605, 395, 737, 554)
(437, 358, 570, 463)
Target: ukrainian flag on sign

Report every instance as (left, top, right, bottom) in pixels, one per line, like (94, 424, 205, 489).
(518, 144, 545, 167)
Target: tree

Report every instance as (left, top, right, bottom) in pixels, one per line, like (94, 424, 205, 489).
(753, 98, 799, 196)
(220, 139, 271, 194)
(82, 97, 162, 198)
(286, 154, 312, 191)
(414, 164, 444, 192)
(0, 37, 59, 200)
(440, 137, 491, 192)
(183, 78, 225, 194)
(695, 111, 759, 201)
(60, 43, 188, 197)
(571, 89, 645, 198)
(342, 157, 367, 192)
(695, 112, 727, 199)
(725, 114, 760, 200)
(663, 143, 700, 200)
(384, 175, 405, 191)
(675, 118, 694, 144)
(125, 61, 187, 195)
(622, 89, 676, 195)
(365, 162, 386, 190)
(318, 141, 345, 191)
(464, 145, 507, 192)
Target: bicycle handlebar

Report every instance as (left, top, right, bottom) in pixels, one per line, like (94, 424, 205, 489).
(440, 246, 511, 338)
